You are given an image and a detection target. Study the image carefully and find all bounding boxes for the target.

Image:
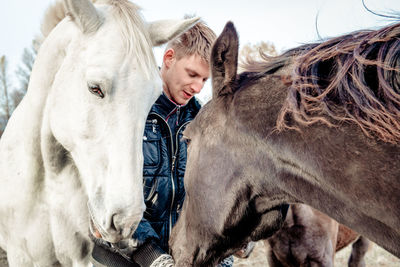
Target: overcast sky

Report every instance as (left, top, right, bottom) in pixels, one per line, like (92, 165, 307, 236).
(1, 0, 399, 98)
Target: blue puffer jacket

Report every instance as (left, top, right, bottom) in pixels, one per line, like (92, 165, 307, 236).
(133, 93, 201, 252)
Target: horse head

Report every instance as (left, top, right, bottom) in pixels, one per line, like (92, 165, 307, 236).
(169, 22, 288, 266)
(170, 18, 400, 264)
(38, 0, 199, 243)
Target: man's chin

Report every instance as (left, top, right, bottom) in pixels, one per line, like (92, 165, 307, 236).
(177, 97, 191, 105)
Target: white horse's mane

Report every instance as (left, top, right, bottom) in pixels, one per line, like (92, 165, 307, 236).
(41, 1, 67, 38)
(41, 0, 157, 77)
(104, 0, 157, 78)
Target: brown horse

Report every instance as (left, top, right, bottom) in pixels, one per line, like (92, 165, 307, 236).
(169, 21, 400, 266)
(265, 204, 369, 267)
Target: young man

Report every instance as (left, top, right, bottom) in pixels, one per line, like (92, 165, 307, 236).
(91, 20, 235, 267)
(128, 19, 215, 266)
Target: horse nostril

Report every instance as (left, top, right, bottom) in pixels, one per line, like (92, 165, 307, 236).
(110, 213, 120, 233)
(108, 211, 141, 239)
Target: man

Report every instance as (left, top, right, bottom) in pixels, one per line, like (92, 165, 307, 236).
(91, 20, 234, 267)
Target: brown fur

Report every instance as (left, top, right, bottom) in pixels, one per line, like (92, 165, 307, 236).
(265, 204, 369, 267)
(170, 21, 400, 266)
(336, 224, 360, 251)
(241, 24, 400, 143)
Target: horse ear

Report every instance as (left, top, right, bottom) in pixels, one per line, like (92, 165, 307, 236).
(147, 17, 200, 46)
(64, 0, 102, 34)
(211, 21, 239, 98)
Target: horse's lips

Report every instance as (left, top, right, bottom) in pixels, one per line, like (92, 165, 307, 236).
(87, 202, 140, 242)
(87, 202, 108, 240)
(89, 218, 103, 238)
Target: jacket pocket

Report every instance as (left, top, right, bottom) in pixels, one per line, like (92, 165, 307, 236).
(143, 119, 162, 171)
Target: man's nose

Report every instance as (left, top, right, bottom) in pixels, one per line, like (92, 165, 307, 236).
(191, 80, 204, 94)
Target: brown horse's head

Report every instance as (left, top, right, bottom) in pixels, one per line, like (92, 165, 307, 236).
(170, 18, 400, 263)
(169, 22, 289, 266)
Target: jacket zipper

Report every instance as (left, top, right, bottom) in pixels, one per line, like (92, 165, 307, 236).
(176, 106, 181, 126)
(149, 112, 176, 237)
(148, 112, 191, 240)
(169, 121, 191, 234)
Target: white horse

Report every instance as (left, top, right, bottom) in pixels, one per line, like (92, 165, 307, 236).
(0, 0, 198, 266)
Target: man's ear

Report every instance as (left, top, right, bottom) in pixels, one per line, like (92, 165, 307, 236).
(163, 48, 176, 69)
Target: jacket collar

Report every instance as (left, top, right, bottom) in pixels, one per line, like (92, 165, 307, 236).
(150, 92, 199, 120)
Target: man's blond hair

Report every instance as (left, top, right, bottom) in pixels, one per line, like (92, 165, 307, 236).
(166, 17, 216, 64)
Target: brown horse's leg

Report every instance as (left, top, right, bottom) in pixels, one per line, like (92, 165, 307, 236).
(348, 236, 370, 267)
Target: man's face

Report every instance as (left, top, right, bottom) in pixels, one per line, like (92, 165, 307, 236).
(162, 50, 210, 105)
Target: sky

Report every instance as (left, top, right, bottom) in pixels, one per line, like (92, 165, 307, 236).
(1, 0, 400, 99)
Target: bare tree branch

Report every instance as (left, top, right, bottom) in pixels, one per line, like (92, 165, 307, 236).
(0, 55, 11, 120)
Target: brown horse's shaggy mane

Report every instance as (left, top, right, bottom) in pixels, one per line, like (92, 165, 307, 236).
(238, 48, 303, 92)
(273, 21, 400, 143)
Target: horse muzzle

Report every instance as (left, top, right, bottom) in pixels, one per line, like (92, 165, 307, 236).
(87, 202, 142, 243)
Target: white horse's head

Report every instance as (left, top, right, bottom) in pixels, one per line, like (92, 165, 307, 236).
(35, 0, 199, 243)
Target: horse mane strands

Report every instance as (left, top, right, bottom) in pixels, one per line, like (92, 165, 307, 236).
(41, 0, 68, 38)
(277, 21, 400, 144)
(99, 0, 158, 79)
(240, 50, 292, 75)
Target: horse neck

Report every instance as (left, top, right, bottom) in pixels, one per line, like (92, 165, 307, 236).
(234, 66, 291, 137)
(230, 65, 299, 198)
(0, 19, 73, 194)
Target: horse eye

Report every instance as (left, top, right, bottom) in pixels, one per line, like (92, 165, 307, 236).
(88, 84, 104, 98)
(182, 136, 191, 145)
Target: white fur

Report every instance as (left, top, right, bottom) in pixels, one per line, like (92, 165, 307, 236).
(148, 17, 200, 46)
(0, 0, 198, 266)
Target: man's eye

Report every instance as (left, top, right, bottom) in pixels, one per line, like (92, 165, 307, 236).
(88, 84, 104, 98)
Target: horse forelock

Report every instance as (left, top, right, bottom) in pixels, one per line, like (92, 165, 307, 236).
(275, 20, 400, 144)
(105, 0, 157, 79)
